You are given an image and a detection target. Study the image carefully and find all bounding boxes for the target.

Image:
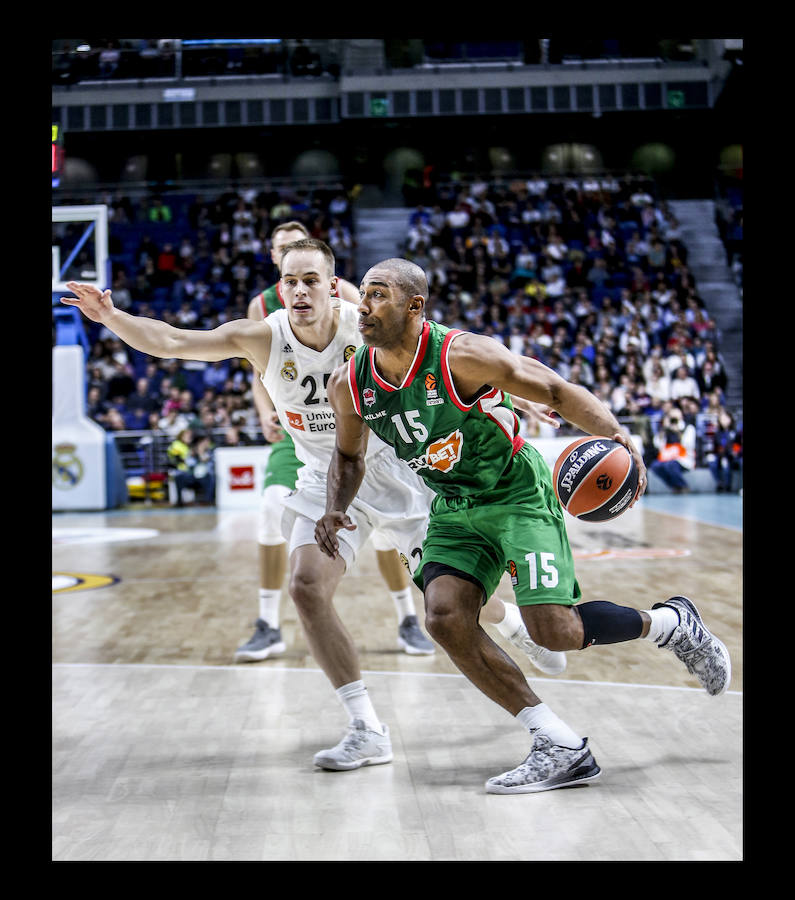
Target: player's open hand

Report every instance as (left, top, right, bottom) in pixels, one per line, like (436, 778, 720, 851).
(314, 511, 357, 559)
(61, 282, 115, 323)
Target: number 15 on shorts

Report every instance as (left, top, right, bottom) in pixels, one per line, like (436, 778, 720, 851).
(525, 552, 559, 590)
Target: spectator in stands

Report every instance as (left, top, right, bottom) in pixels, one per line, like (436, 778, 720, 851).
(670, 364, 701, 403)
(649, 403, 696, 493)
(709, 409, 742, 492)
(406, 213, 434, 252)
(328, 192, 352, 225)
(646, 361, 672, 404)
(326, 219, 355, 280)
(167, 428, 213, 506)
(158, 399, 191, 438)
(148, 196, 173, 224)
(619, 317, 649, 359)
(98, 41, 121, 78)
(103, 407, 128, 431)
(586, 257, 610, 290)
(127, 376, 159, 414)
(222, 424, 254, 446)
(110, 271, 133, 311)
(445, 202, 471, 242)
(175, 300, 198, 328)
(202, 360, 231, 393)
(695, 356, 725, 399)
(86, 385, 110, 425)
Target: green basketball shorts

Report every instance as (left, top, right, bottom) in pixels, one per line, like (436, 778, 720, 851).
(263, 434, 302, 490)
(414, 444, 581, 608)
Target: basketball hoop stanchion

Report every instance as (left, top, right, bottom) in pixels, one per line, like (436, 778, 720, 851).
(52, 203, 121, 510)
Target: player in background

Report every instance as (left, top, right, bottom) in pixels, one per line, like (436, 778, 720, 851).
(236, 221, 435, 662)
(315, 257, 732, 794)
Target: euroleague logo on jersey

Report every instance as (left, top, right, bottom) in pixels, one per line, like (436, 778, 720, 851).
(407, 429, 464, 474)
(424, 372, 444, 406)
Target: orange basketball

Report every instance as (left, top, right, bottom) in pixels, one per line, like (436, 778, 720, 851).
(552, 437, 639, 522)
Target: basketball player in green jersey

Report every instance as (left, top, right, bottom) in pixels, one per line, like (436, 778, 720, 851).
(236, 221, 435, 662)
(316, 257, 732, 794)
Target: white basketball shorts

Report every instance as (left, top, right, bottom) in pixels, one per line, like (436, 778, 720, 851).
(280, 448, 433, 574)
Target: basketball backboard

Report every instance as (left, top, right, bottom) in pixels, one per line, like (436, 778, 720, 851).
(52, 205, 109, 294)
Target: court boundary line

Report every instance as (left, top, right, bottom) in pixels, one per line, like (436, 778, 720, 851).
(51, 661, 741, 696)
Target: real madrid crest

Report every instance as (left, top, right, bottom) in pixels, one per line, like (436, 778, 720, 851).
(280, 360, 298, 381)
(52, 443, 83, 490)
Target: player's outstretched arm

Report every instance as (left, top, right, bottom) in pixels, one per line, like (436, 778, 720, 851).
(61, 281, 272, 372)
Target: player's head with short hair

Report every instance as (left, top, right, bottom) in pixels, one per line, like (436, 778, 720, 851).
(270, 221, 311, 269)
(358, 258, 427, 348)
(374, 258, 428, 304)
(271, 220, 310, 241)
(280, 237, 336, 280)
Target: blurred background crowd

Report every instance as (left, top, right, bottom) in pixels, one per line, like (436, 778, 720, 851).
(65, 171, 741, 502)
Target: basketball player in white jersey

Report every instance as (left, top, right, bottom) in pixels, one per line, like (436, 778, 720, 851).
(240, 220, 435, 662)
(62, 238, 565, 772)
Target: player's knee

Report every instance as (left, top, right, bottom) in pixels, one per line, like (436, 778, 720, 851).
(522, 606, 581, 652)
(424, 597, 472, 648)
(288, 569, 325, 614)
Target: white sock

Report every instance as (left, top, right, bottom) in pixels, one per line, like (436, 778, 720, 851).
(390, 587, 416, 623)
(336, 680, 383, 733)
(493, 601, 524, 639)
(259, 589, 281, 628)
(517, 704, 583, 749)
(643, 606, 680, 644)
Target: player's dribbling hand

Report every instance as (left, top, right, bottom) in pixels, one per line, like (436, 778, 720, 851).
(612, 431, 647, 505)
(61, 282, 115, 323)
(315, 511, 357, 559)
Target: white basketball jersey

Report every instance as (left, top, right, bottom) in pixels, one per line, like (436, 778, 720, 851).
(261, 302, 391, 472)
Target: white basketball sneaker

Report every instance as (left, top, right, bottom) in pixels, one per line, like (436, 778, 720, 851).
(507, 622, 567, 675)
(486, 733, 601, 794)
(651, 596, 731, 696)
(313, 719, 393, 771)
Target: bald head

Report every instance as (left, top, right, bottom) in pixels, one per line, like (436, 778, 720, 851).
(367, 258, 428, 303)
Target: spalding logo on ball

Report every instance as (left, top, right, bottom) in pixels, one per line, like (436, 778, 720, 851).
(552, 437, 639, 522)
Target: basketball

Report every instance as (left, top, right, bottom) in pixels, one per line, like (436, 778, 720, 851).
(552, 437, 639, 522)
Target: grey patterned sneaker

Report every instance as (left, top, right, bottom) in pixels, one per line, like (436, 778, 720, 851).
(313, 719, 393, 771)
(397, 615, 435, 655)
(652, 596, 731, 696)
(485, 734, 601, 794)
(507, 622, 567, 675)
(234, 619, 286, 662)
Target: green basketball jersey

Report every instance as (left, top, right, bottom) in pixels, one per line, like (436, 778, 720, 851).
(258, 283, 285, 317)
(347, 320, 526, 499)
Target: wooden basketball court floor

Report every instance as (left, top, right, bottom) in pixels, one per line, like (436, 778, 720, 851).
(52, 493, 743, 862)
